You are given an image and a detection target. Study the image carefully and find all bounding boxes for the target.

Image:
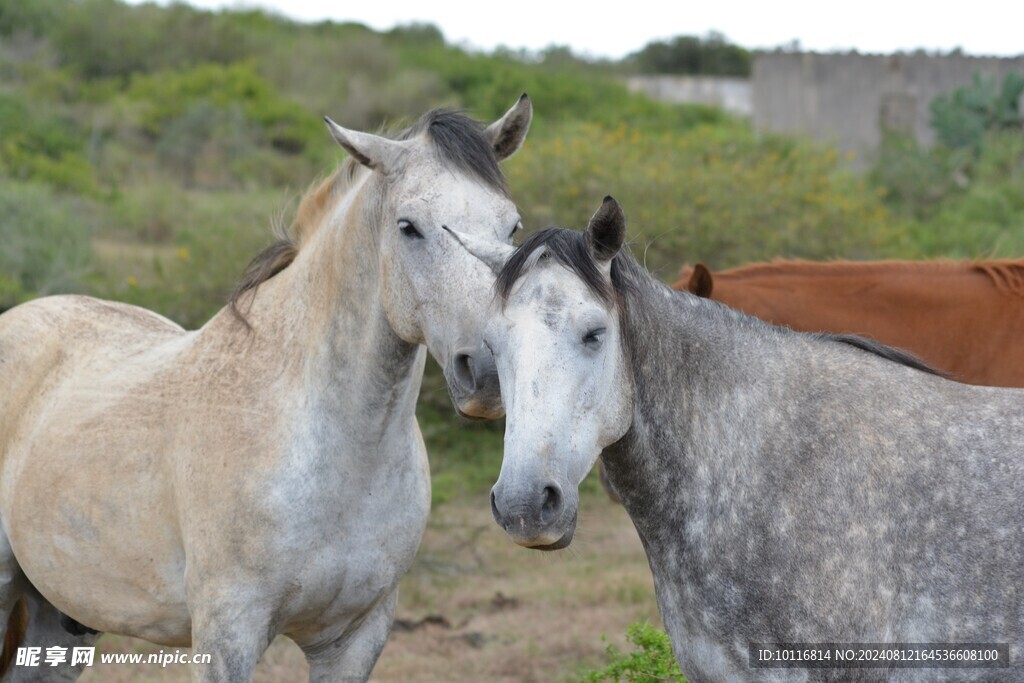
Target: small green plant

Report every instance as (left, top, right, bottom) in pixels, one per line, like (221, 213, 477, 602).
(580, 621, 687, 683)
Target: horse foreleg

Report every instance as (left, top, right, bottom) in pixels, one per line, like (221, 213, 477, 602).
(187, 598, 272, 683)
(299, 591, 397, 683)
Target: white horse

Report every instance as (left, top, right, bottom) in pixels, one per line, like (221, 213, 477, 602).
(467, 197, 1024, 681)
(0, 97, 531, 681)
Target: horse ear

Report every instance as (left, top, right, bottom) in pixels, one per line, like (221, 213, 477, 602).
(323, 117, 407, 174)
(689, 263, 714, 298)
(443, 227, 516, 276)
(484, 94, 532, 162)
(585, 196, 626, 263)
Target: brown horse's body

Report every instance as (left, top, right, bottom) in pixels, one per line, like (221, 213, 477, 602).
(677, 259, 1024, 388)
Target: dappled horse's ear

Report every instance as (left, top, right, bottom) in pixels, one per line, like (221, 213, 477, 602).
(323, 117, 408, 175)
(585, 196, 626, 264)
(484, 94, 532, 162)
(689, 263, 714, 298)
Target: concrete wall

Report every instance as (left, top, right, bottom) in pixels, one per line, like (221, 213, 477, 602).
(752, 52, 1024, 164)
(626, 75, 752, 116)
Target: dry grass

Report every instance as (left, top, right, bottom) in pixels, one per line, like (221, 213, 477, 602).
(79, 490, 658, 682)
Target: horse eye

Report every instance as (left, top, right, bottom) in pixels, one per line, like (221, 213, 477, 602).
(508, 220, 523, 239)
(582, 327, 606, 347)
(398, 219, 423, 239)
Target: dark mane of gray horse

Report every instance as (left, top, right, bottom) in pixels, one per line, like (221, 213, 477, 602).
(496, 227, 942, 377)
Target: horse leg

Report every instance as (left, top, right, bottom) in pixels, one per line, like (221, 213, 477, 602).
(3, 587, 99, 682)
(299, 591, 397, 683)
(187, 596, 272, 683)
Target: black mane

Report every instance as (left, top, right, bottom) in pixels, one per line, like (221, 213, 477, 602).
(398, 108, 507, 195)
(821, 333, 947, 378)
(495, 227, 640, 305)
(496, 227, 945, 378)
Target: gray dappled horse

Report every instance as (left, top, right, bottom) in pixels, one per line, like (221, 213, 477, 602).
(462, 197, 1024, 682)
(0, 97, 531, 682)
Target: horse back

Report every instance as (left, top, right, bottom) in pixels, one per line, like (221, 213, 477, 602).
(0, 295, 186, 460)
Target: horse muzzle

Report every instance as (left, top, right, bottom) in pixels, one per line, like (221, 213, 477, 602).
(446, 345, 504, 420)
(489, 479, 578, 551)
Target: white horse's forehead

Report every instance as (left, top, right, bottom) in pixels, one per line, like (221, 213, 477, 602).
(397, 165, 517, 239)
(502, 263, 604, 333)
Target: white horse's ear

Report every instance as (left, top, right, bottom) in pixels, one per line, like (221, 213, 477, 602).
(323, 117, 407, 174)
(585, 196, 626, 263)
(484, 94, 532, 162)
(443, 227, 516, 275)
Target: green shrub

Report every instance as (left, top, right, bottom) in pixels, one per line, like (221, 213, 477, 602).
(507, 120, 897, 279)
(625, 32, 751, 77)
(53, 0, 254, 79)
(869, 131, 969, 219)
(0, 182, 94, 308)
(0, 0, 63, 37)
(126, 62, 321, 158)
(930, 71, 1024, 154)
(873, 76, 1024, 251)
(0, 92, 98, 193)
(893, 130, 1024, 258)
(88, 188, 284, 328)
(580, 622, 686, 683)
(399, 43, 724, 131)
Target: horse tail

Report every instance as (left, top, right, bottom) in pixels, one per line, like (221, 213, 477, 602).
(0, 597, 28, 676)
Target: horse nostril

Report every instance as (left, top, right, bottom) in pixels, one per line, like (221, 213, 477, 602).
(540, 485, 562, 525)
(453, 352, 476, 392)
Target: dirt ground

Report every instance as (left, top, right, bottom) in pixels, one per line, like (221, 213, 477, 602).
(80, 491, 659, 682)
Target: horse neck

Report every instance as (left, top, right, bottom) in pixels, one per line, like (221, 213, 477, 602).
(605, 274, 790, 520)
(206, 176, 424, 446)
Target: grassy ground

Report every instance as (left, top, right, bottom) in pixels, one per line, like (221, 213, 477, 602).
(80, 485, 657, 683)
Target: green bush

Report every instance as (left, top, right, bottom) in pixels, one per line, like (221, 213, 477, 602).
(0, 182, 94, 308)
(53, 0, 254, 79)
(507, 120, 897, 279)
(0, 92, 98, 193)
(126, 62, 321, 158)
(869, 131, 968, 219)
(87, 188, 284, 328)
(399, 43, 724, 130)
(930, 71, 1024, 154)
(625, 32, 751, 76)
(580, 622, 686, 683)
(893, 130, 1024, 258)
(0, 0, 63, 37)
(872, 74, 1024, 252)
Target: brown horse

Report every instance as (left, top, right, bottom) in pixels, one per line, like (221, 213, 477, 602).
(677, 259, 1024, 387)
(598, 258, 1024, 502)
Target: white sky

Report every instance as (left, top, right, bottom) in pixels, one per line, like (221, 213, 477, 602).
(133, 0, 1023, 58)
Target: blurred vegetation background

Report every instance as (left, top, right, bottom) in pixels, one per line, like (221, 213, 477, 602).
(1, 0, 1022, 505)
